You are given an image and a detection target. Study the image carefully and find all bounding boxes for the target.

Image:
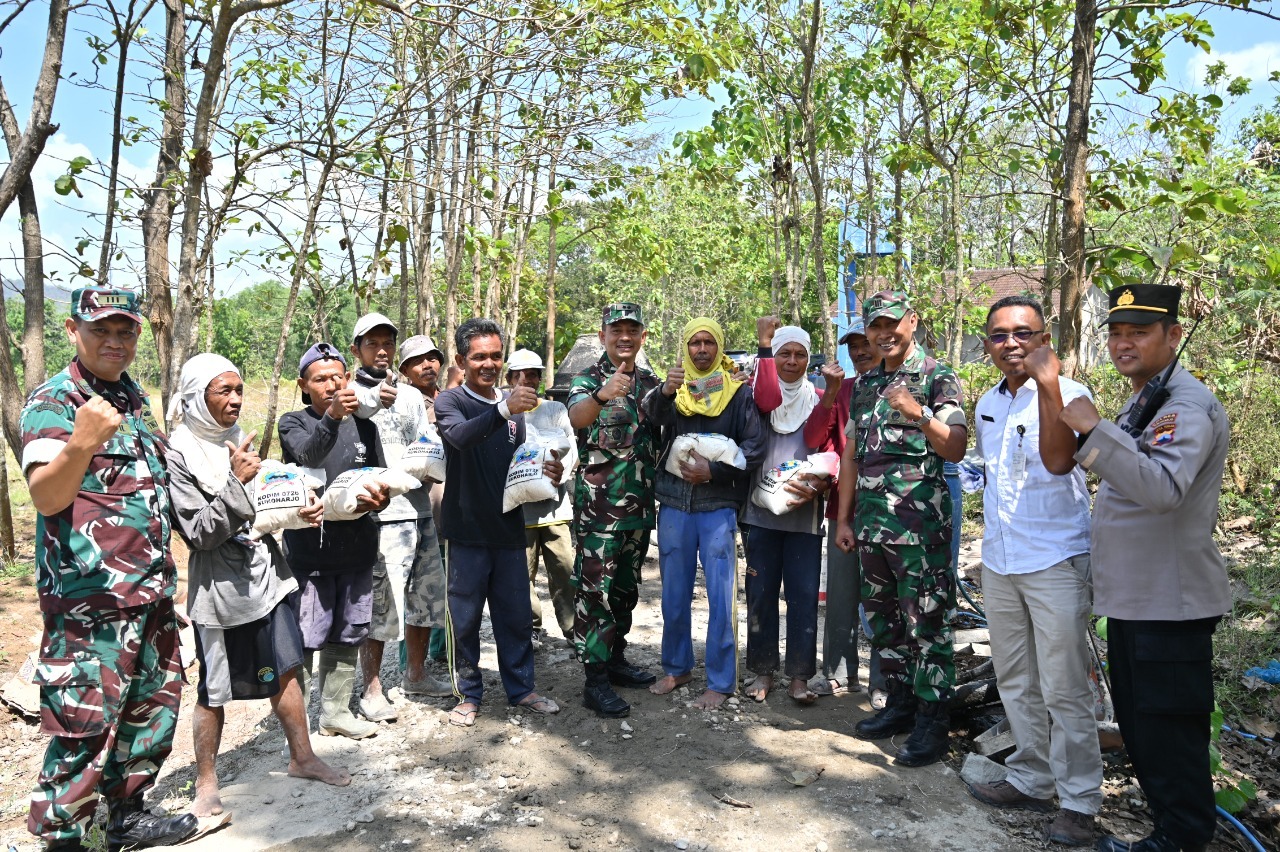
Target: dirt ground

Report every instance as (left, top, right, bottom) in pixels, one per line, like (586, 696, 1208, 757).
(0, 530, 1274, 851)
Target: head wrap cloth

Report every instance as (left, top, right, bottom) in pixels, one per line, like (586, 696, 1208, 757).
(674, 317, 741, 418)
(167, 353, 244, 494)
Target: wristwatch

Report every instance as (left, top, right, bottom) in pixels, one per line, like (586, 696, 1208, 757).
(914, 406, 935, 426)
(591, 387, 607, 405)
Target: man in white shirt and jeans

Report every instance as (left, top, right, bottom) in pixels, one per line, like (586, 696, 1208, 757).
(967, 295, 1103, 847)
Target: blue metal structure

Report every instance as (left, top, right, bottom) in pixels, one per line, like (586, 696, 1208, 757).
(834, 208, 897, 372)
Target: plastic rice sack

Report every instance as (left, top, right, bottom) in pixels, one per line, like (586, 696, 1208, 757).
(322, 466, 422, 521)
(501, 435, 571, 513)
(399, 434, 447, 483)
(751, 451, 840, 515)
(664, 433, 746, 478)
(249, 461, 323, 538)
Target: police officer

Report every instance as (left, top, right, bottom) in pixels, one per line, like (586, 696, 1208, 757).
(1060, 285, 1230, 852)
(834, 290, 968, 768)
(566, 303, 662, 717)
(21, 288, 198, 851)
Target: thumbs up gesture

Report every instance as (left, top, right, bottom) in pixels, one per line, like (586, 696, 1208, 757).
(226, 432, 261, 483)
(601, 357, 634, 401)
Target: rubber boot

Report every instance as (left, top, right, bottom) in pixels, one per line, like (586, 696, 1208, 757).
(582, 663, 630, 717)
(106, 796, 198, 851)
(854, 677, 916, 740)
(894, 698, 951, 767)
(317, 644, 379, 739)
(429, 627, 448, 662)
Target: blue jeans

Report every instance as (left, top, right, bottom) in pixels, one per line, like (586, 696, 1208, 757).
(657, 506, 739, 694)
(744, 525, 821, 680)
(944, 463, 962, 576)
(446, 543, 535, 705)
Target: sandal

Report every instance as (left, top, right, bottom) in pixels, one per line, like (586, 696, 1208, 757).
(808, 676, 850, 697)
(449, 701, 479, 727)
(516, 693, 560, 715)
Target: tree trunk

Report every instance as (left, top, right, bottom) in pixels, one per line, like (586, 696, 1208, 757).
(0, 436, 14, 559)
(139, 0, 186, 409)
(543, 162, 560, 377)
(0, 0, 68, 222)
(1057, 0, 1097, 378)
(98, 2, 150, 283)
(0, 84, 47, 394)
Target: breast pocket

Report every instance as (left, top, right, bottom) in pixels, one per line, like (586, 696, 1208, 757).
(81, 451, 139, 496)
(882, 422, 928, 458)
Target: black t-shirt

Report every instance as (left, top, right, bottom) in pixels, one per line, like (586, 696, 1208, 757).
(434, 387, 526, 548)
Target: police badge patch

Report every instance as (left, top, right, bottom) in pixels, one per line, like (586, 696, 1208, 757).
(1151, 412, 1177, 446)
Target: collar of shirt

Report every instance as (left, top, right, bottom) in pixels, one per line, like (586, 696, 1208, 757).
(463, 385, 503, 405)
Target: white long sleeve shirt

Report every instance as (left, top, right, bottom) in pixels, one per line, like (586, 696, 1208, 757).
(974, 375, 1092, 575)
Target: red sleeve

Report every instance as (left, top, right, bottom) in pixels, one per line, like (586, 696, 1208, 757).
(804, 386, 836, 450)
(752, 348, 782, 413)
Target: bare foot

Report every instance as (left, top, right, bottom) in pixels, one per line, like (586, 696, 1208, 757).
(648, 674, 692, 695)
(788, 677, 817, 705)
(192, 780, 223, 818)
(693, 689, 729, 710)
(744, 674, 773, 703)
(288, 754, 352, 787)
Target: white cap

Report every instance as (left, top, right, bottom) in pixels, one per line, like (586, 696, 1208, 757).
(352, 312, 398, 343)
(506, 348, 544, 372)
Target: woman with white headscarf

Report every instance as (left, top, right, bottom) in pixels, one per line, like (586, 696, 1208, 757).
(167, 354, 349, 819)
(742, 317, 831, 704)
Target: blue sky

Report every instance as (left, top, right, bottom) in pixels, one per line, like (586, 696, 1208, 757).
(0, 2, 1276, 300)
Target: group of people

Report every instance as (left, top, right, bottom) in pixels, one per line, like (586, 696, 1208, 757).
(19, 282, 1229, 852)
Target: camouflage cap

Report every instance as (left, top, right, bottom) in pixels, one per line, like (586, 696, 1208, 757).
(602, 302, 644, 327)
(71, 286, 144, 324)
(862, 290, 912, 324)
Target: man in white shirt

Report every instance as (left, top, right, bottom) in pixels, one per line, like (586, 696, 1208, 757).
(967, 296, 1102, 847)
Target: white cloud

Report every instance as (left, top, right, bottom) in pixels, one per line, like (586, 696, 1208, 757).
(1188, 41, 1280, 87)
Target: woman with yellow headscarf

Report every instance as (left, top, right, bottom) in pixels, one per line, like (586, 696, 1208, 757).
(644, 316, 768, 710)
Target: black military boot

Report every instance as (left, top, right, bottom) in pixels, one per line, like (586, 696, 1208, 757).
(607, 649, 656, 687)
(106, 796, 198, 851)
(854, 678, 915, 740)
(894, 698, 951, 767)
(583, 663, 630, 718)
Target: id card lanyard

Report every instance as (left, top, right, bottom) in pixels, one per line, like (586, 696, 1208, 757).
(1010, 424, 1027, 480)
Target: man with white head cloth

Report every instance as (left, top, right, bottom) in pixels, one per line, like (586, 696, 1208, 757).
(167, 354, 350, 820)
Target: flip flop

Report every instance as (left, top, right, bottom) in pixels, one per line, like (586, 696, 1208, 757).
(516, 693, 560, 714)
(449, 701, 479, 727)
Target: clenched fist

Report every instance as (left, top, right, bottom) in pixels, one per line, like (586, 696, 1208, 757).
(1060, 396, 1102, 435)
(1022, 346, 1061, 387)
(882, 384, 922, 421)
(757, 315, 781, 348)
(72, 396, 124, 450)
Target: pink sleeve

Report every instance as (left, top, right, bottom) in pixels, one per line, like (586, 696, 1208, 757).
(752, 351, 782, 412)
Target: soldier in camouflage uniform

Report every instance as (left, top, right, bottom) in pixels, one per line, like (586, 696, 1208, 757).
(20, 288, 198, 851)
(566, 302, 661, 718)
(834, 290, 968, 768)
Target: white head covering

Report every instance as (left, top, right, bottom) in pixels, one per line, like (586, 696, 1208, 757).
(507, 348, 544, 372)
(769, 326, 819, 434)
(167, 354, 244, 494)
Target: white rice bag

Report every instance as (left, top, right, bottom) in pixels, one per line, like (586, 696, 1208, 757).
(399, 435, 447, 483)
(501, 435, 571, 514)
(664, 433, 746, 478)
(322, 466, 422, 521)
(249, 461, 323, 539)
(751, 451, 840, 515)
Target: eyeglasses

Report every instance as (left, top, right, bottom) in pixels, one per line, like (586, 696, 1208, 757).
(985, 329, 1044, 345)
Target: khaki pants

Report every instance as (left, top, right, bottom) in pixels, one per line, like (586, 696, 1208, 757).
(982, 555, 1103, 814)
(526, 523, 575, 637)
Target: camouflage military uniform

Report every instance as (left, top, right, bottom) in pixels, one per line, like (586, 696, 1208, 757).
(567, 353, 661, 665)
(20, 359, 183, 843)
(848, 345, 965, 702)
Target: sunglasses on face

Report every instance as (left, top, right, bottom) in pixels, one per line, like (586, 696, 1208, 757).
(986, 329, 1044, 345)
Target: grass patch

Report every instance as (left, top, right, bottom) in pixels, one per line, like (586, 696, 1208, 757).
(1215, 547, 1280, 726)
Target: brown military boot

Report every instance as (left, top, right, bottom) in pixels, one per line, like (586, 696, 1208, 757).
(966, 779, 1055, 813)
(1046, 808, 1096, 846)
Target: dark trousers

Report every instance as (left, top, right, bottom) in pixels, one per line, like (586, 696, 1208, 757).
(446, 543, 536, 706)
(1108, 616, 1220, 848)
(744, 525, 822, 680)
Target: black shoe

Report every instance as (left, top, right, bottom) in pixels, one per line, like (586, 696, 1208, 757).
(894, 698, 951, 767)
(583, 664, 630, 717)
(607, 655, 656, 687)
(1095, 831, 1203, 852)
(107, 797, 199, 851)
(854, 679, 915, 740)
